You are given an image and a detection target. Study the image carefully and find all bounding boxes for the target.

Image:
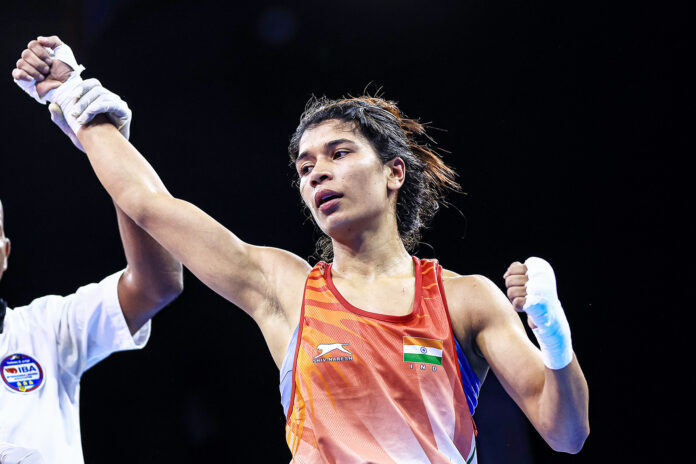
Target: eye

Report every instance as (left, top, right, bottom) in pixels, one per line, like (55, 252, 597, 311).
(298, 164, 313, 176)
(333, 150, 349, 159)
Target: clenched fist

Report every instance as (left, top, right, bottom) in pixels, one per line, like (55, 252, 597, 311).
(504, 257, 573, 370)
(12, 36, 73, 100)
(503, 260, 537, 329)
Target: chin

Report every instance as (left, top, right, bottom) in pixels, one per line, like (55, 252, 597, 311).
(314, 203, 383, 238)
(316, 213, 350, 238)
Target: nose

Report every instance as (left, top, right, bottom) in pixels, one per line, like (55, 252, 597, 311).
(309, 158, 333, 188)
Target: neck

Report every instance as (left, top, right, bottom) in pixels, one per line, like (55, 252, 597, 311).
(330, 221, 413, 279)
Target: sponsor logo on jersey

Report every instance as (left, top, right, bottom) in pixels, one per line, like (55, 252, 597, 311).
(1, 353, 44, 393)
(403, 336, 443, 365)
(313, 343, 353, 363)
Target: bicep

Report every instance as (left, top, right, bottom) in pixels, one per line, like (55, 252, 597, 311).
(131, 194, 310, 317)
(471, 277, 547, 416)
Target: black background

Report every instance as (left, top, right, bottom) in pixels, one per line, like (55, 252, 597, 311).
(1, 1, 688, 462)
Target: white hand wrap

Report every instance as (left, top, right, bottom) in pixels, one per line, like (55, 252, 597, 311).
(14, 41, 131, 144)
(0, 443, 45, 464)
(47, 74, 87, 136)
(523, 257, 573, 370)
(13, 44, 85, 104)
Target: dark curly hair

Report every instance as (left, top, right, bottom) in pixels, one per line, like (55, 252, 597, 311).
(288, 96, 460, 261)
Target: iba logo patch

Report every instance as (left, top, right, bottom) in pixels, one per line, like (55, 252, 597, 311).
(1, 353, 44, 393)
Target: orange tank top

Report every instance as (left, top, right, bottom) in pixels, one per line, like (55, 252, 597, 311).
(283, 257, 478, 463)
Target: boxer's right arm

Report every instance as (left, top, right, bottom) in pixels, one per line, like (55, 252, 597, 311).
(12, 36, 80, 103)
(12, 36, 130, 151)
(79, 119, 309, 322)
(10, 36, 309, 364)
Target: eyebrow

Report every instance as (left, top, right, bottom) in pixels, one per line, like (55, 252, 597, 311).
(296, 138, 357, 164)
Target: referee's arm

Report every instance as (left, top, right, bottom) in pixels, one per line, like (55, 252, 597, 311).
(114, 203, 183, 335)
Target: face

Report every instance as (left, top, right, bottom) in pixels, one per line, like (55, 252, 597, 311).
(295, 119, 405, 240)
(0, 201, 10, 282)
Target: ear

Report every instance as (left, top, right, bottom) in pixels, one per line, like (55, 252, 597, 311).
(385, 157, 406, 191)
(2, 237, 10, 272)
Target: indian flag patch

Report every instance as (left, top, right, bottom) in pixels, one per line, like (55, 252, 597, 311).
(403, 337, 443, 365)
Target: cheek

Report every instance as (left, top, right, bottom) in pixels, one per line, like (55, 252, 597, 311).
(347, 167, 384, 194)
(298, 181, 313, 208)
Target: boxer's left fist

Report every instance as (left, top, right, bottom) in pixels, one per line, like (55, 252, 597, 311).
(506, 257, 572, 370)
(503, 261, 537, 328)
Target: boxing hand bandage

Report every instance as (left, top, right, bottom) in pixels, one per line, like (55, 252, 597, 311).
(13, 43, 85, 104)
(15, 41, 131, 150)
(46, 73, 87, 137)
(523, 257, 573, 370)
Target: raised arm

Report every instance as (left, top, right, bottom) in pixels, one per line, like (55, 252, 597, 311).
(11, 36, 183, 335)
(445, 259, 589, 453)
(11, 36, 309, 360)
(75, 116, 310, 321)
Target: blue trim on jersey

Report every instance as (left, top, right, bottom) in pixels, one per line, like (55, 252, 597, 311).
(280, 324, 299, 417)
(454, 336, 481, 415)
(280, 324, 480, 417)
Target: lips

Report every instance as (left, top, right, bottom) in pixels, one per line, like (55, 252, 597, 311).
(314, 189, 343, 212)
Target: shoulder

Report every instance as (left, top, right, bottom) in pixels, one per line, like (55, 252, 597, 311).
(13, 273, 122, 319)
(248, 245, 312, 317)
(440, 269, 518, 338)
(440, 269, 496, 297)
(251, 245, 312, 276)
(251, 246, 312, 298)
(3, 294, 69, 338)
(441, 270, 504, 313)
(440, 268, 526, 377)
(11, 293, 71, 314)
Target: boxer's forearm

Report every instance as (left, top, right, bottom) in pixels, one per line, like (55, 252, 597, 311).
(535, 355, 590, 453)
(503, 258, 589, 452)
(61, 115, 183, 334)
(77, 116, 171, 226)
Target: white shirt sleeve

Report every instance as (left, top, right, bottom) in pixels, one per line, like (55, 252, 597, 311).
(0, 443, 45, 464)
(19, 270, 151, 380)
